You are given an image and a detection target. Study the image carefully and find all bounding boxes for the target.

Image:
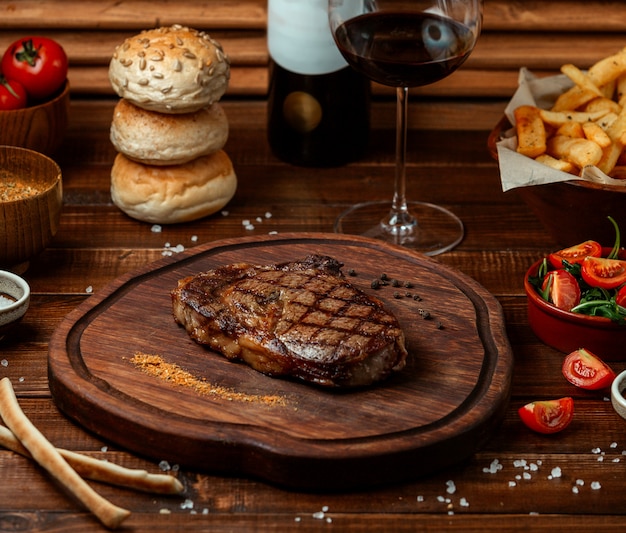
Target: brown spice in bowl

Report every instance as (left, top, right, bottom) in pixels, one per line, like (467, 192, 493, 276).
(0, 171, 42, 202)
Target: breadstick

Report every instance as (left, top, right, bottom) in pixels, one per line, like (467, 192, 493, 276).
(0, 378, 130, 529)
(0, 424, 183, 494)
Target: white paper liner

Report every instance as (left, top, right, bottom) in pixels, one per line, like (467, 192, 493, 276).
(496, 68, 626, 192)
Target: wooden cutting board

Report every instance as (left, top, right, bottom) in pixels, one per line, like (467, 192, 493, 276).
(48, 233, 513, 490)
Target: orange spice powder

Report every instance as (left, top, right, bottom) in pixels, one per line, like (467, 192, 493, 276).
(129, 352, 288, 407)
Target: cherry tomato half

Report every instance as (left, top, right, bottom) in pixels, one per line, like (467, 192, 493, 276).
(548, 240, 602, 269)
(542, 269, 581, 311)
(562, 348, 616, 390)
(518, 397, 574, 434)
(0, 75, 27, 110)
(1, 36, 68, 100)
(581, 256, 626, 290)
(616, 285, 626, 308)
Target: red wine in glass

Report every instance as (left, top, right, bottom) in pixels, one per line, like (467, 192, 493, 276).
(329, 2, 482, 255)
(334, 12, 474, 88)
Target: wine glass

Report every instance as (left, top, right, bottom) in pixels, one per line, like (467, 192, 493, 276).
(328, 0, 483, 255)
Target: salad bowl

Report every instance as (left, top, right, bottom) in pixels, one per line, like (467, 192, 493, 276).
(524, 254, 626, 361)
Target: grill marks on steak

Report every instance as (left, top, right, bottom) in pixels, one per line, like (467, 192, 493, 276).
(171, 255, 408, 387)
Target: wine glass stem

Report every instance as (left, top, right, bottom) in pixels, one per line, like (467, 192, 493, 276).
(388, 86, 415, 229)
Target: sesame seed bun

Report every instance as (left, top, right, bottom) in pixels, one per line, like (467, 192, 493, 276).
(110, 150, 237, 224)
(110, 99, 229, 165)
(108, 25, 230, 114)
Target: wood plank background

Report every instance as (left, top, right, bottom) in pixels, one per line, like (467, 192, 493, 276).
(1, 0, 626, 130)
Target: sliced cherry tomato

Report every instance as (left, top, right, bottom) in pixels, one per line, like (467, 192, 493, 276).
(0, 75, 27, 110)
(548, 240, 602, 269)
(562, 348, 616, 390)
(518, 397, 574, 434)
(541, 269, 581, 311)
(616, 285, 626, 308)
(1, 36, 68, 100)
(581, 256, 626, 290)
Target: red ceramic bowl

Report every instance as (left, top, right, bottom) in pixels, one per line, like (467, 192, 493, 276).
(524, 256, 626, 361)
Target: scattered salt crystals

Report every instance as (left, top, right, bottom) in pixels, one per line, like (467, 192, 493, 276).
(483, 458, 503, 474)
(523, 472, 532, 480)
(221, 210, 229, 216)
(446, 480, 456, 494)
(242, 219, 255, 230)
(162, 243, 185, 256)
(326, 517, 333, 523)
(312, 511, 325, 520)
(202, 508, 209, 515)
(191, 235, 198, 242)
(294, 517, 302, 523)
(159, 509, 171, 514)
(100, 446, 108, 452)
(322, 506, 329, 512)
(515, 475, 521, 480)
(548, 467, 562, 480)
(591, 481, 602, 490)
(529, 463, 539, 471)
(597, 456, 604, 462)
(513, 459, 527, 468)
(436, 496, 445, 503)
(610, 442, 618, 449)
(159, 460, 171, 471)
(256, 217, 263, 223)
(1, 359, 8, 367)
(85, 286, 93, 294)
(572, 486, 579, 494)
(591, 447, 602, 454)
(612, 458, 621, 463)
(265, 211, 272, 219)
(416, 495, 424, 502)
(459, 497, 469, 508)
(268, 230, 279, 235)
(180, 499, 194, 510)
(508, 481, 517, 487)
(151, 224, 162, 233)
(18, 377, 24, 383)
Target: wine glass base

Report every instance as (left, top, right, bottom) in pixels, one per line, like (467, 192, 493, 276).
(334, 201, 464, 256)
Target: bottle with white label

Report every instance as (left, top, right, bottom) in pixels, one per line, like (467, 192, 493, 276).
(267, 0, 370, 167)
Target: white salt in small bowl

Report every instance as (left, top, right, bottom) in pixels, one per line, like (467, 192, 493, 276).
(611, 370, 626, 421)
(0, 270, 30, 340)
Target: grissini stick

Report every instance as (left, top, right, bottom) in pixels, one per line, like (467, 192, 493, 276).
(0, 424, 183, 495)
(0, 377, 130, 529)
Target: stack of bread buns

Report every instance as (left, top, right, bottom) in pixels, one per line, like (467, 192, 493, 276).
(108, 25, 237, 224)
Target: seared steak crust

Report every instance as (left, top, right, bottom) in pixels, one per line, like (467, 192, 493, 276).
(171, 255, 408, 387)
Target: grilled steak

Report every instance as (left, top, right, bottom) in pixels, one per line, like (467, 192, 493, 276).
(171, 255, 408, 388)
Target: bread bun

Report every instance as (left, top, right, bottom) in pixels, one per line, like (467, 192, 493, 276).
(109, 25, 230, 114)
(110, 99, 229, 165)
(110, 150, 237, 224)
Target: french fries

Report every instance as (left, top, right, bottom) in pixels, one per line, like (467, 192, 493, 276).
(514, 47, 626, 178)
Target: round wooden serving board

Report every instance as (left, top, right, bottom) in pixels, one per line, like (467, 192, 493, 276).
(48, 233, 513, 490)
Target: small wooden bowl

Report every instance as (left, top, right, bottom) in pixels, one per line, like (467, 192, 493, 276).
(0, 270, 30, 341)
(0, 145, 63, 273)
(0, 80, 70, 156)
(488, 116, 626, 246)
(524, 255, 626, 361)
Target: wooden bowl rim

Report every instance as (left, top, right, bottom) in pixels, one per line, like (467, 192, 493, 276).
(0, 145, 62, 204)
(0, 80, 69, 116)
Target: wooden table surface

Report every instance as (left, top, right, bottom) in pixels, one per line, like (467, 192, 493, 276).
(2, 96, 626, 532)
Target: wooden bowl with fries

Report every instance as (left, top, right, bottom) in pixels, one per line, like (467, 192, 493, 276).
(488, 116, 626, 246)
(489, 47, 626, 246)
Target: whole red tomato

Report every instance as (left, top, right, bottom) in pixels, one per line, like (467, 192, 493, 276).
(0, 75, 27, 110)
(1, 37, 68, 100)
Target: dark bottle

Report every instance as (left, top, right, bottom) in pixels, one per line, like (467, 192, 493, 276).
(267, 0, 370, 167)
